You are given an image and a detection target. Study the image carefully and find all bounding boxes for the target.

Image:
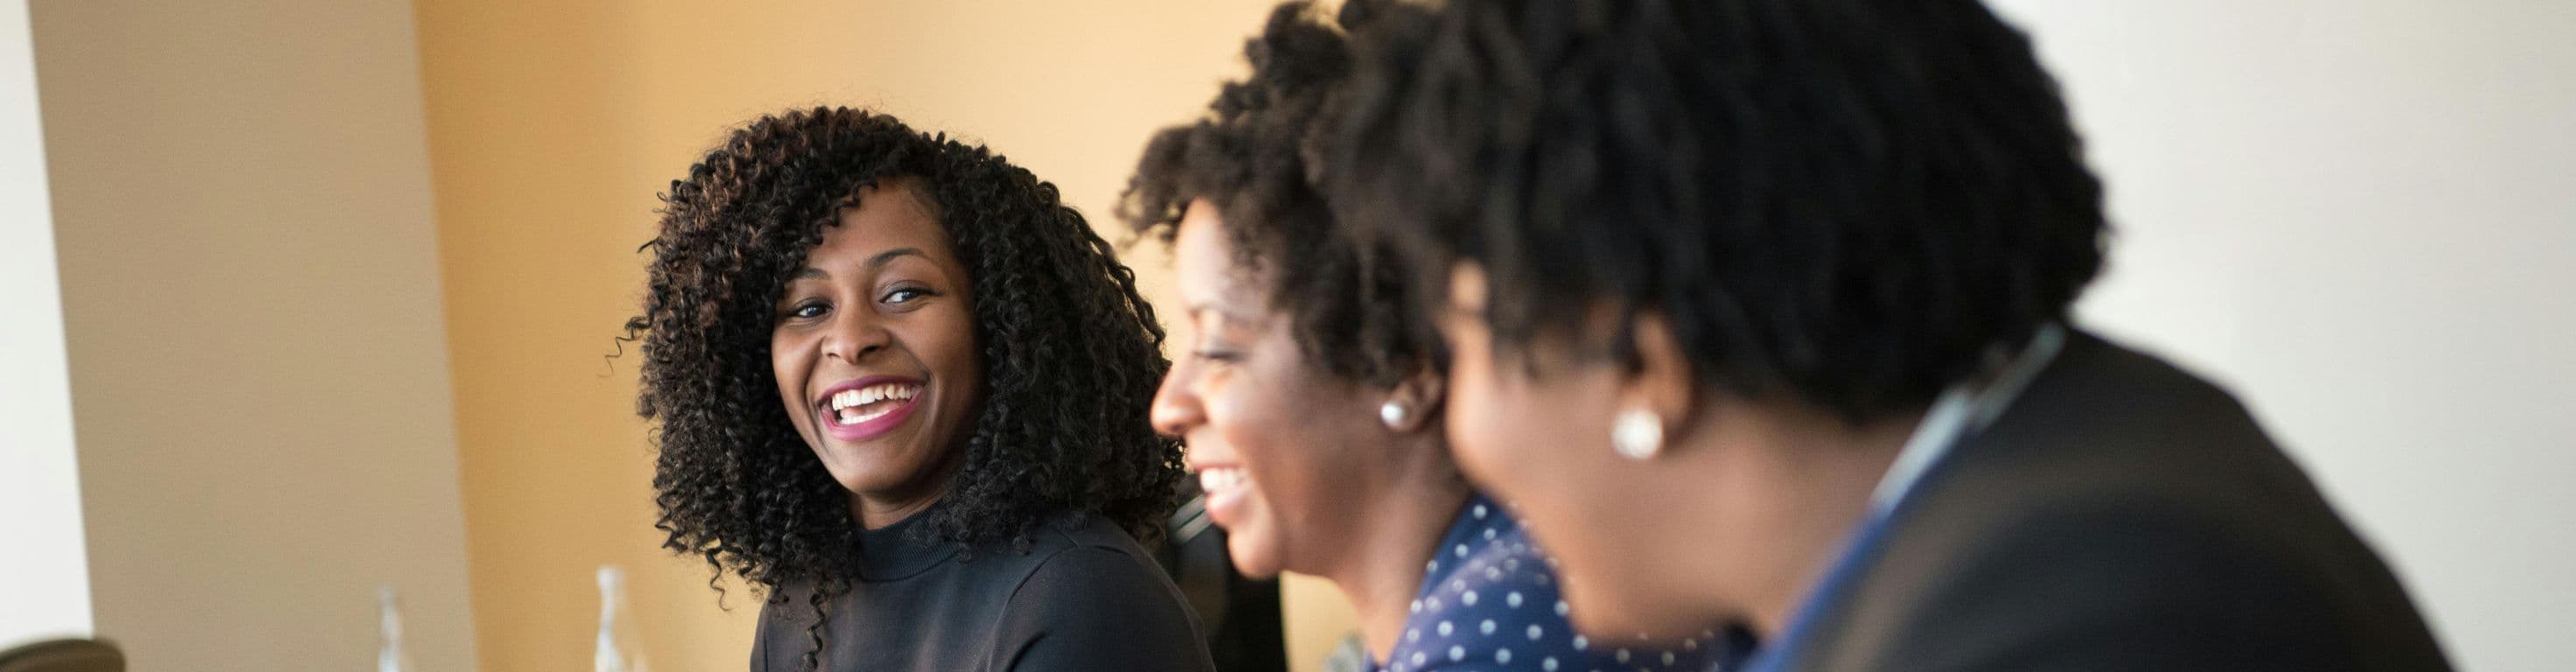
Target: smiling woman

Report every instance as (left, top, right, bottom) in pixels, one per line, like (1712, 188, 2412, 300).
(769, 179, 984, 529)
(626, 107, 1211, 672)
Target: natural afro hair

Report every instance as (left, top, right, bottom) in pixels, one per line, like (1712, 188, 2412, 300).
(626, 107, 1182, 666)
(1327, 0, 2108, 421)
(1120, 0, 1442, 388)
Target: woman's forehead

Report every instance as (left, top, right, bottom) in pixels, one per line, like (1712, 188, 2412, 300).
(807, 185, 957, 268)
(1171, 206, 1274, 320)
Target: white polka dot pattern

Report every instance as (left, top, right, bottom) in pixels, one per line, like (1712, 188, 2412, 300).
(1371, 496, 1728, 672)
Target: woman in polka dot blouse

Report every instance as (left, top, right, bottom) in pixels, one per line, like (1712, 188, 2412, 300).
(1121, 3, 1744, 671)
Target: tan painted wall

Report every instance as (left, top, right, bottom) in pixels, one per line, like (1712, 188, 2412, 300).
(413, 1, 1358, 669)
(31, 0, 477, 668)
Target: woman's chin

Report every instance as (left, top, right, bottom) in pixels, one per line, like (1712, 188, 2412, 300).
(1221, 523, 1287, 580)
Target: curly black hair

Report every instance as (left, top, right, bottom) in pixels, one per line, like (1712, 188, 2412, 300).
(1327, 0, 2108, 421)
(1120, 0, 1442, 388)
(626, 107, 1182, 668)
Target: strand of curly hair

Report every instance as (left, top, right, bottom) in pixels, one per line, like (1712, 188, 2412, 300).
(626, 107, 1181, 670)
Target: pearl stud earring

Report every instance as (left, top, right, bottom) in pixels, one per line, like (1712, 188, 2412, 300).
(1380, 401, 1410, 429)
(1612, 408, 1662, 460)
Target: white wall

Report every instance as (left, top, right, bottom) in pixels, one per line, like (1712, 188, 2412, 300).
(1988, 2, 2576, 669)
(31, 0, 479, 668)
(0, 0, 92, 646)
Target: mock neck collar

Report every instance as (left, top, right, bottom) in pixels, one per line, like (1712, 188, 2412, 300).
(855, 508, 960, 582)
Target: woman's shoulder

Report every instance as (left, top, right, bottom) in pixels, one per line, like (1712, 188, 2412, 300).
(990, 510, 1214, 671)
(749, 578, 834, 630)
(1004, 509, 1172, 602)
(1023, 508, 1155, 556)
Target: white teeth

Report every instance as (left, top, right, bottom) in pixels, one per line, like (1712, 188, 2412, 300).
(828, 382, 922, 411)
(1197, 467, 1246, 494)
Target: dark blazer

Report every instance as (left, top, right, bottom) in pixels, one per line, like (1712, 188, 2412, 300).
(1783, 330, 2451, 671)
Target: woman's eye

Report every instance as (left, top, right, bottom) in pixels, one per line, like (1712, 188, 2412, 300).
(787, 302, 829, 318)
(883, 286, 932, 304)
(1192, 347, 1242, 363)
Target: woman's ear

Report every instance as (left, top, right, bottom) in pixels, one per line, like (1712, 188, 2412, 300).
(1620, 310, 1697, 444)
(1380, 365, 1446, 433)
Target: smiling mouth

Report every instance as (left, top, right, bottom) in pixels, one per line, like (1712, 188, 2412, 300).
(828, 382, 919, 424)
(817, 379, 924, 440)
(1195, 465, 1251, 527)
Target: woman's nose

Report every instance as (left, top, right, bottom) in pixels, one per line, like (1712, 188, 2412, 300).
(1148, 362, 1206, 438)
(821, 307, 891, 362)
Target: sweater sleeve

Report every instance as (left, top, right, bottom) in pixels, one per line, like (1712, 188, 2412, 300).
(992, 545, 1215, 672)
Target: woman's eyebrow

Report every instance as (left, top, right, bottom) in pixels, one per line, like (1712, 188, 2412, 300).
(1186, 303, 1256, 330)
(865, 247, 925, 268)
(788, 248, 928, 280)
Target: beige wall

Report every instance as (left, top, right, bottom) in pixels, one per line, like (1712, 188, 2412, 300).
(32, 0, 477, 669)
(414, 1, 1356, 669)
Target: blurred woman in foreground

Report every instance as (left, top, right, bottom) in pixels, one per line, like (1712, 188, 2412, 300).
(1327, 1, 2451, 669)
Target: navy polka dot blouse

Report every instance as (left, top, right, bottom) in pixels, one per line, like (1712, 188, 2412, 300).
(1375, 495, 1749, 672)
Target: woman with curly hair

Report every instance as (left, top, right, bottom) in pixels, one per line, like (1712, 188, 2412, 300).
(629, 107, 1213, 671)
(1124, 4, 1728, 671)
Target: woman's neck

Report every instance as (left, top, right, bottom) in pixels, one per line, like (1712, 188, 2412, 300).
(851, 444, 969, 529)
(1322, 446, 1474, 663)
(1706, 400, 1922, 637)
(852, 493, 942, 530)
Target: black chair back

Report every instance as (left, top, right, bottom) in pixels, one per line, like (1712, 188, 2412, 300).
(0, 639, 123, 672)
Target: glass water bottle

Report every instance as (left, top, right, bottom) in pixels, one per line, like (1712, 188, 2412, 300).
(377, 585, 415, 672)
(594, 565, 650, 672)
